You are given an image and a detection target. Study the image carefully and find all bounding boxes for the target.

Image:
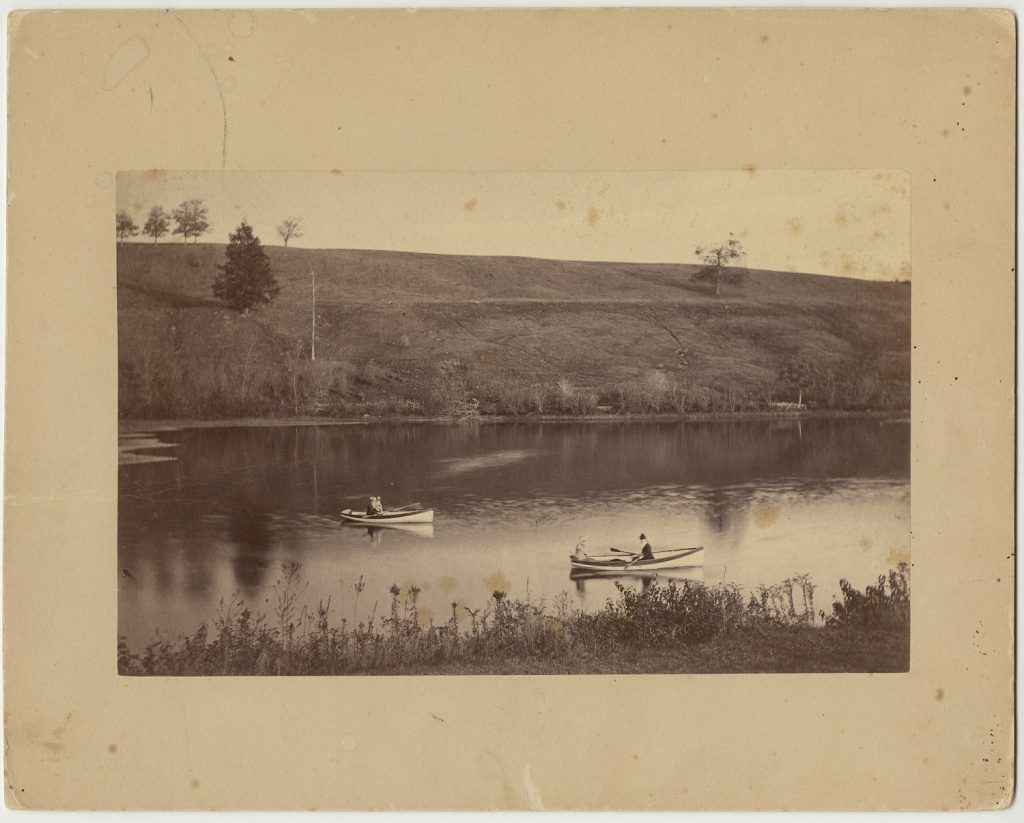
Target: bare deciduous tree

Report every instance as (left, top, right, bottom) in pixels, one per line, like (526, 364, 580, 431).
(693, 233, 747, 296)
(277, 217, 303, 247)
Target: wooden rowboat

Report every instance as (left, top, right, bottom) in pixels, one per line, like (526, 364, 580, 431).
(568, 547, 703, 572)
(339, 508, 434, 525)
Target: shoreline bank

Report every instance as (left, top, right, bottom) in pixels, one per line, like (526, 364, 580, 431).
(118, 409, 909, 433)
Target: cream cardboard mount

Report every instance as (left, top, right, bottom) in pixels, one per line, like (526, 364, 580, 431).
(3, 8, 1015, 811)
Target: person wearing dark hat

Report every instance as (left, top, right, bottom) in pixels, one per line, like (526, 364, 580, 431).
(637, 533, 654, 561)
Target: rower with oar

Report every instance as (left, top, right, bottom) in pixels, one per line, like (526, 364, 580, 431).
(608, 534, 655, 568)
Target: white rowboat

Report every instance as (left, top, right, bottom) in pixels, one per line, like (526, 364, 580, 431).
(569, 547, 703, 572)
(340, 508, 435, 525)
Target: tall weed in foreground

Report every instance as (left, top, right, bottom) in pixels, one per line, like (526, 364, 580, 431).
(827, 563, 909, 627)
(118, 563, 909, 675)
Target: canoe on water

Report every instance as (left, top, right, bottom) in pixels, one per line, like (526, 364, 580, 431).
(568, 547, 703, 572)
(339, 508, 435, 525)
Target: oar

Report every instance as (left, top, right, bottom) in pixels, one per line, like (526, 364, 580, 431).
(390, 502, 423, 512)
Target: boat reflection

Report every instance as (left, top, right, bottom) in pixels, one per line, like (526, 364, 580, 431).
(360, 523, 435, 545)
(569, 566, 705, 596)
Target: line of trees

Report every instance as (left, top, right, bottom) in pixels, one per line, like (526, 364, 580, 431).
(116, 199, 211, 245)
(117, 201, 306, 249)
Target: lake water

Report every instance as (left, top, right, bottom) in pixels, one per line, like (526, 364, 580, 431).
(118, 418, 910, 648)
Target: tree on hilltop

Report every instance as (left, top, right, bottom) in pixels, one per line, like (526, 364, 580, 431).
(692, 233, 747, 296)
(116, 210, 139, 245)
(212, 222, 280, 313)
(142, 206, 170, 244)
(172, 199, 211, 244)
(276, 217, 303, 247)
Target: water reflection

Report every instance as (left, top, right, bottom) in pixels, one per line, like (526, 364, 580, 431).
(118, 419, 910, 647)
(570, 567, 706, 598)
(358, 523, 436, 546)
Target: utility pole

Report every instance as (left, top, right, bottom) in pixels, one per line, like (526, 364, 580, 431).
(310, 269, 316, 361)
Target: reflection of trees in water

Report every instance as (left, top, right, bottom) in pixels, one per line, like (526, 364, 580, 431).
(700, 485, 740, 535)
(119, 418, 908, 608)
(227, 508, 273, 591)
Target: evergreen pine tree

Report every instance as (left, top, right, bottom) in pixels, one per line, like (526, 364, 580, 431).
(212, 223, 280, 313)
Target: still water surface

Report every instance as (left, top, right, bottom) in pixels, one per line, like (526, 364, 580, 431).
(118, 419, 910, 648)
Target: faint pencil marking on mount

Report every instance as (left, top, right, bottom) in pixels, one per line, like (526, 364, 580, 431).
(103, 36, 150, 90)
(172, 14, 228, 167)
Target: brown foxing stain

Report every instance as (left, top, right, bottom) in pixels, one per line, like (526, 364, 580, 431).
(329, 168, 343, 175)
(464, 197, 478, 213)
(759, 34, 770, 44)
(887, 545, 910, 565)
(941, 128, 951, 137)
(943, 202, 951, 210)
(191, 778, 200, 789)
(401, 580, 430, 598)
(416, 606, 433, 627)
(870, 230, 886, 241)
(144, 169, 165, 181)
(838, 254, 857, 276)
(786, 218, 803, 236)
(554, 199, 567, 210)
(869, 202, 892, 217)
(785, 263, 796, 273)
(477, 351, 489, 364)
(833, 209, 852, 228)
(437, 575, 459, 592)
(751, 503, 777, 528)
(963, 85, 972, 96)
(710, 112, 719, 120)
(132, 202, 144, 213)
(935, 688, 945, 701)
(586, 207, 601, 228)
(859, 536, 873, 553)
(108, 743, 118, 753)
(484, 571, 512, 592)
(742, 163, 757, 175)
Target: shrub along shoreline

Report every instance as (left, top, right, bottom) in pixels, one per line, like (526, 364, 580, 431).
(119, 564, 910, 676)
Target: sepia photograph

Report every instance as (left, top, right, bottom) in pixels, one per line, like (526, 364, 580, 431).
(5, 6, 1013, 810)
(117, 169, 911, 676)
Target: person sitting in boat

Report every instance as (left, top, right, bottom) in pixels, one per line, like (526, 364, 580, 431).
(366, 496, 384, 516)
(637, 533, 654, 561)
(572, 537, 590, 561)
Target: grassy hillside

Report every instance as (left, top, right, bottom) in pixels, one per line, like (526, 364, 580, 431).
(117, 243, 910, 419)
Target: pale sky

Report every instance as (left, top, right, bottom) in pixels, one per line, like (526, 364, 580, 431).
(117, 169, 910, 280)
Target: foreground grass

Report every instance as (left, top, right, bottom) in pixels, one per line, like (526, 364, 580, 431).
(119, 564, 910, 676)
